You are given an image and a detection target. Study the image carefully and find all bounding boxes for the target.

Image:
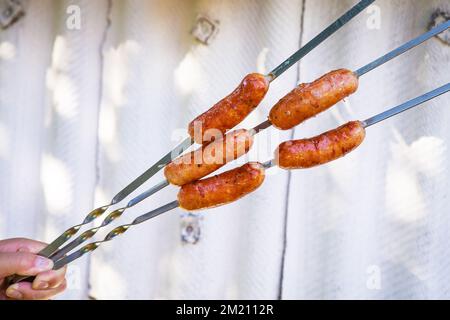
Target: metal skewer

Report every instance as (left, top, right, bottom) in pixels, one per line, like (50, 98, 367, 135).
(268, 0, 375, 80)
(34, 138, 191, 259)
(48, 179, 169, 262)
(109, 20, 450, 208)
(45, 119, 273, 263)
(4, 180, 171, 285)
(361, 82, 450, 128)
(32, 0, 373, 260)
(53, 200, 180, 270)
(52, 83, 450, 270)
(6, 2, 374, 288)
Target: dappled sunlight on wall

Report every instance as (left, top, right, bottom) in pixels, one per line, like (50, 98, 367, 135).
(174, 51, 202, 96)
(329, 105, 347, 127)
(0, 41, 16, 60)
(342, 97, 358, 118)
(386, 130, 446, 223)
(2, 0, 449, 300)
(0, 123, 9, 159)
(98, 40, 142, 164)
(46, 36, 79, 120)
(407, 136, 445, 177)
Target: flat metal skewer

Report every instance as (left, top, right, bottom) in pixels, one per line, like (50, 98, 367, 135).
(51, 83, 450, 270)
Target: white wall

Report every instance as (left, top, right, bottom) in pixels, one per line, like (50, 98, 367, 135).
(0, 0, 449, 299)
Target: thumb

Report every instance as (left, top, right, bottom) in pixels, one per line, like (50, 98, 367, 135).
(0, 252, 54, 279)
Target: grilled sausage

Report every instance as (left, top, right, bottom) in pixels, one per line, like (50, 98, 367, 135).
(275, 121, 365, 169)
(178, 162, 265, 211)
(164, 129, 254, 186)
(269, 69, 358, 130)
(188, 73, 269, 144)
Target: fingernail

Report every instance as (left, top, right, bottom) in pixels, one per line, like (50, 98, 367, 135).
(6, 285, 23, 300)
(35, 281, 49, 290)
(33, 256, 54, 271)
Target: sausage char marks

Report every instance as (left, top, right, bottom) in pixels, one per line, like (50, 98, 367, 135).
(178, 162, 265, 211)
(269, 69, 358, 130)
(275, 121, 365, 169)
(164, 129, 254, 186)
(188, 73, 269, 144)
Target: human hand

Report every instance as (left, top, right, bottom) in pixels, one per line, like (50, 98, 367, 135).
(0, 238, 67, 300)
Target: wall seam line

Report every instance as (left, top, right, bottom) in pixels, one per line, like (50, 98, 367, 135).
(277, 0, 306, 300)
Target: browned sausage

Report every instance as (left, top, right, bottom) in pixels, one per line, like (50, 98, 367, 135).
(269, 69, 358, 130)
(178, 162, 265, 211)
(164, 129, 254, 186)
(275, 121, 365, 169)
(188, 73, 269, 144)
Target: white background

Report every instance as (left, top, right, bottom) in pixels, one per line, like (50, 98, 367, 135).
(1, 0, 449, 299)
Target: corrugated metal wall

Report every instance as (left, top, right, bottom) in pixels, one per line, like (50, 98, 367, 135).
(1, 0, 449, 299)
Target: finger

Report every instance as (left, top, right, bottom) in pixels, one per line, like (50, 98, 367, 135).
(0, 238, 47, 254)
(33, 266, 67, 290)
(0, 252, 53, 278)
(6, 280, 67, 300)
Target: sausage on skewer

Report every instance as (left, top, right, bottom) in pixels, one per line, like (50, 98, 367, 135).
(269, 69, 359, 130)
(188, 74, 269, 144)
(275, 120, 365, 169)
